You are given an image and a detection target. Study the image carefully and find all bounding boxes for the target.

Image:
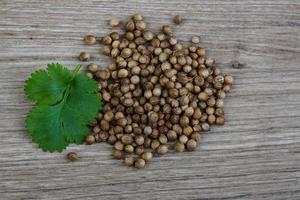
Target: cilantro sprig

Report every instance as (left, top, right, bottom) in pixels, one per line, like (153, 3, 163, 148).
(25, 63, 102, 152)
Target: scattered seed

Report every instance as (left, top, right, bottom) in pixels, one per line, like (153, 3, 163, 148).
(84, 13, 234, 169)
(109, 17, 120, 27)
(67, 152, 78, 161)
(191, 36, 200, 44)
(174, 15, 182, 24)
(84, 35, 97, 45)
(79, 52, 90, 61)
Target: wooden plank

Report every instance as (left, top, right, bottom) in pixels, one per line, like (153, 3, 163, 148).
(0, 0, 300, 199)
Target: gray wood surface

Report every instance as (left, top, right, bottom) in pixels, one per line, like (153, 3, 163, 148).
(1, 0, 300, 199)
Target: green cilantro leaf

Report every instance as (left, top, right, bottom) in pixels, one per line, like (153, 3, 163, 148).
(25, 63, 102, 152)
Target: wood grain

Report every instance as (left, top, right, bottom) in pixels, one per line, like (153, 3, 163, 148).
(1, 0, 300, 199)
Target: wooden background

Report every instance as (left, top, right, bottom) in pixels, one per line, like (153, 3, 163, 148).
(0, 0, 300, 199)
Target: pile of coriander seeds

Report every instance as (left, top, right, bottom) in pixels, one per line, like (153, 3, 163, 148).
(82, 14, 233, 169)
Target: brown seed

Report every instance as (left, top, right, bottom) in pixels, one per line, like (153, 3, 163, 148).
(141, 152, 153, 161)
(101, 46, 111, 56)
(224, 75, 234, 84)
(110, 32, 120, 41)
(184, 107, 194, 117)
(180, 116, 190, 127)
(121, 134, 133, 145)
(96, 69, 110, 80)
(124, 155, 134, 166)
(86, 72, 93, 79)
(84, 35, 97, 45)
(135, 21, 146, 30)
(112, 149, 122, 159)
(135, 146, 145, 155)
(151, 139, 160, 150)
(174, 142, 185, 152)
(114, 141, 124, 150)
(223, 83, 231, 92)
(135, 136, 145, 145)
(205, 58, 214, 67)
(125, 20, 135, 31)
(162, 25, 172, 34)
(67, 152, 78, 161)
(87, 63, 98, 72)
(86, 135, 95, 145)
(93, 125, 100, 134)
(197, 48, 205, 57)
(191, 132, 201, 142)
(135, 158, 146, 169)
(103, 111, 114, 122)
(174, 15, 182, 24)
(158, 134, 168, 144)
(216, 117, 225, 125)
(157, 145, 168, 155)
(169, 37, 178, 45)
(121, 48, 132, 58)
(100, 120, 110, 131)
(124, 145, 134, 153)
(107, 135, 117, 145)
(191, 36, 200, 44)
(118, 69, 129, 78)
(193, 108, 202, 119)
(167, 130, 177, 141)
(183, 126, 193, 136)
(102, 35, 112, 45)
(179, 135, 188, 144)
(109, 17, 120, 27)
(186, 139, 197, 151)
(79, 52, 90, 61)
(133, 13, 143, 21)
(143, 31, 154, 41)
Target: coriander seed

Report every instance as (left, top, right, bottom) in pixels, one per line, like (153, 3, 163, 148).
(224, 75, 234, 84)
(174, 142, 185, 152)
(135, 158, 146, 169)
(191, 36, 200, 44)
(87, 63, 98, 72)
(141, 152, 153, 161)
(67, 152, 78, 161)
(79, 52, 90, 61)
(179, 135, 188, 144)
(84, 35, 97, 45)
(124, 155, 134, 166)
(174, 15, 182, 24)
(109, 17, 120, 27)
(157, 145, 168, 155)
(86, 135, 95, 145)
(186, 139, 197, 151)
(112, 149, 122, 159)
(133, 13, 143, 21)
(162, 25, 172, 34)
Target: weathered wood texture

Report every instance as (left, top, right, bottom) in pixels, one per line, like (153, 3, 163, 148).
(0, 0, 300, 199)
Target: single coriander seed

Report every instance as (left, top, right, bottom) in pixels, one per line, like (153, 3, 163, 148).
(79, 52, 90, 61)
(124, 155, 134, 166)
(135, 158, 146, 169)
(84, 35, 96, 45)
(157, 145, 168, 155)
(112, 149, 122, 159)
(67, 152, 78, 161)
(191, 36, 200, 44)
(141, 152, 153, 161)
(186, 139, 197, 151)
(174, 142, 185, 152)
(87, 63, 98, 72)
(109, 17, 120, 27)
(174, 15, 182, 24)
(85, 135, 95, 145)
